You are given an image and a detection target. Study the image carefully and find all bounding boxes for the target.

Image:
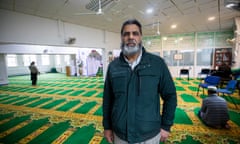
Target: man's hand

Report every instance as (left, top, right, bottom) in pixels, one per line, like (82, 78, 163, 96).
(160, 129, 170, 142)
(104, 130, 113, 144)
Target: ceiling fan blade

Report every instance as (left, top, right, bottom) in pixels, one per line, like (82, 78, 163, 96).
(73, 12, 96, 16)
(96, 0, 104, 15)
(74, 11, 104, 16)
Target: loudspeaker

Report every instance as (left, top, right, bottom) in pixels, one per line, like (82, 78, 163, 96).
(67, 37, 76, 44)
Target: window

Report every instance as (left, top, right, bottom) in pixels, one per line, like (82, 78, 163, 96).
(7, 54, 17, 67)
(197, 48, 213, 66)
(163, 50, 194, 66)
(23, 55, 37, 66)
(178, 50, 194, 66)
(41, 55, 50, 65)
(163, 50, 178, 66)
(55, 55, 61, 65)
(64, 55, 70, 65)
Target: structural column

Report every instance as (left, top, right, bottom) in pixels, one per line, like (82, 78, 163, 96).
(0, 54, 8, 85)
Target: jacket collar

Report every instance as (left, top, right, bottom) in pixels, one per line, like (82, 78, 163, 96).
(208, 93, 218, 97)
(119, 47, 151, 71)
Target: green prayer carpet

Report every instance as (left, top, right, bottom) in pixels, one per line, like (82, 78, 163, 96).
(0, 73, 239, 144)
(28, 121, 70, 144)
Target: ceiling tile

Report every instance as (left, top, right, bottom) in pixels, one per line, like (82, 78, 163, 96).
(0, 0, 239, 35)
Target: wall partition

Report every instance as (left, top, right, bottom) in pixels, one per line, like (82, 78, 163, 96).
(142, 31, 234, 78)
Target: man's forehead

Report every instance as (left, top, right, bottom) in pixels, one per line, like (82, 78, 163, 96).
(123, 24, 140, 32)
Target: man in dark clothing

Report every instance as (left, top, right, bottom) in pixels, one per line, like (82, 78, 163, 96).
(198, 86, 230, 129)
(102, 19, 177, 144)
(29, 61, 40, 86)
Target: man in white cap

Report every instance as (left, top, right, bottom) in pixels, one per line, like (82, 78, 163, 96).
(198, 86, 230, 129)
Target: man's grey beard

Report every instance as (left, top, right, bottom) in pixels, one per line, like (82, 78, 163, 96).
(121, 42, 142, 56)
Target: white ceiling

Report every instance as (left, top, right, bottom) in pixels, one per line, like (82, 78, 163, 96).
(0, 0, 239, 36)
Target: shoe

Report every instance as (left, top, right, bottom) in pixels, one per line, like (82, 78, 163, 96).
(197, 111, 201, 118)
(224, 124, 230, 129)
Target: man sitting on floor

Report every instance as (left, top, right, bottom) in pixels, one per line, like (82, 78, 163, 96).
(198, 86, 230, 129)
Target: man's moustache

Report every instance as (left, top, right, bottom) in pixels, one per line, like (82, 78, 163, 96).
(126, 41, 136, 45)
(127, 39, 136, 43)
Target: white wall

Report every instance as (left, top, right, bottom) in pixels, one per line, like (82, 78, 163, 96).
(0, 9, 120, 48)
(0, 9, 237, 84)
(0, 9, 120, 84)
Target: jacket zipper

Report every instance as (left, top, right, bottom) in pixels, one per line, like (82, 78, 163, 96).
(135, 64, 151, 96)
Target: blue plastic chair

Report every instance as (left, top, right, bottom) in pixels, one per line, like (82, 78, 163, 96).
(196, 76, 221, 96)
(217, 80, 238, 108)
(217, 80, 238, 96)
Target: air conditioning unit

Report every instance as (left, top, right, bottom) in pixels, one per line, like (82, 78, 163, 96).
(224, 0, 240, 11)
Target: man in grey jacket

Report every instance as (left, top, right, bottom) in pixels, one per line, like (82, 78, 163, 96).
(198, 86, 230, 129)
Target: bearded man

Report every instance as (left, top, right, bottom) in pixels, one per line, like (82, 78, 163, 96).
(102, 19, 177, 144)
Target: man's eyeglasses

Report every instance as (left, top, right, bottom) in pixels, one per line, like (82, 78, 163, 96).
(122, 31, 140, 37)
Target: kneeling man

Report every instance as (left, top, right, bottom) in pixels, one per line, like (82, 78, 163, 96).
(198, 86, 230, 129)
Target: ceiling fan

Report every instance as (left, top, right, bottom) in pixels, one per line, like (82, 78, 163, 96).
(74, 0, 104, 16)
(144, 20, 161, 35)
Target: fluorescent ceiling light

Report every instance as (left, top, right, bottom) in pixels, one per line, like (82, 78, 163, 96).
(226, 3, 235, 8)
(171, 24, 177, 29)
(147, 41, 152, 45)
(163, 37, 167, 40)
(208, 16, 215, 21)
(146, 8, 153, 14)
